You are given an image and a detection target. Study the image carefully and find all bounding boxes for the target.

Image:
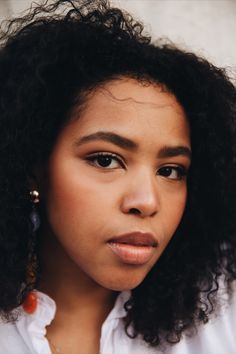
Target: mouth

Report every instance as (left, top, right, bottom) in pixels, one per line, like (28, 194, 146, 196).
(107, 232, 158, 265)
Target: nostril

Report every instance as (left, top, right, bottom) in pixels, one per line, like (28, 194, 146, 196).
(129, 208, 141, 215)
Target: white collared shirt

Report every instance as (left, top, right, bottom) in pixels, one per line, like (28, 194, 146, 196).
(1, 283, 236, 354)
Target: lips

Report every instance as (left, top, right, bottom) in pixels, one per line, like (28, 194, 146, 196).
(107, 232, 158, 265)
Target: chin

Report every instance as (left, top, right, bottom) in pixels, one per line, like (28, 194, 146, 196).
(98, 272, 147, 292)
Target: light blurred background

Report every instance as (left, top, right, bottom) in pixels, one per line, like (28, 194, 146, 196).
(0, 0, 236, 78)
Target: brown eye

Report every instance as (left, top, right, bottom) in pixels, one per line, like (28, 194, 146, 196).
(96, 155, 114, 167)
(158, 166, 187, 180)
(86, 153, 124, 169)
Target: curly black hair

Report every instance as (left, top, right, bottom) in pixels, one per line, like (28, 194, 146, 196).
(0, 0, 236, 347)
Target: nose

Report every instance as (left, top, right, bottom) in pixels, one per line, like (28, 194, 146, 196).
(120, 170, 160, 218)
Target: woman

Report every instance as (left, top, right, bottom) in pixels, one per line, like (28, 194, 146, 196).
(0, 0, 236, 353)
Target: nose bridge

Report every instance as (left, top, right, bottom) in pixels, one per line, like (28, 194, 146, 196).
(121, 167, 160, 217)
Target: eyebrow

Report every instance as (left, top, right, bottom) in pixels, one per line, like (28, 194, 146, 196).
(74, 131, 191, 159)
(158, 146, 191, 159)
(75, 131, 137, 150)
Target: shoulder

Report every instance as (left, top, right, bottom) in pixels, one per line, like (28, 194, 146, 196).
(0, 291, 55, 354)
(106, 282, 236, 354)
(169, 280, 236, 354)
(0, 318, 31, 354)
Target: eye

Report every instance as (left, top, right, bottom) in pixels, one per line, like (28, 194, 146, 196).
(85, 152, 124, 169)
(158, 166, 187, 180)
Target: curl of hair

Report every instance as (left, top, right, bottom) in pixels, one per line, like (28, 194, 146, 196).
(0, 0, 236, 347)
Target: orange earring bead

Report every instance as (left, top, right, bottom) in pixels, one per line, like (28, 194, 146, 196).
(22, 291, 38, 314)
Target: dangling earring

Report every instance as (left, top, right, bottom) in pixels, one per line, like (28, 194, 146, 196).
(29, 190, 40, 232)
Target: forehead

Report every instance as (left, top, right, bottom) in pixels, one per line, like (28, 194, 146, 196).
(63, 77, 190, 150)
(81, 78, 184, 113)
(75, 78, 187, 128)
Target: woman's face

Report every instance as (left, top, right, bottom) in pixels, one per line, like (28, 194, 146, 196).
(42, 78, 191, 291)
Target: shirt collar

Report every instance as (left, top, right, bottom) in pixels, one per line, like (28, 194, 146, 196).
(15, 290, 130, 354)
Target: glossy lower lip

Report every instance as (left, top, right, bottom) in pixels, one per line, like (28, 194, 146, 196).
(108, 242, 156, 265)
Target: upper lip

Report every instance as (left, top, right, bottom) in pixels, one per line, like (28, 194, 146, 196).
(108, 231, 158, 247)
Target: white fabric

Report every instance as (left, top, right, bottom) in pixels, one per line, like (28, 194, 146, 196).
(1, 283, 236, 354)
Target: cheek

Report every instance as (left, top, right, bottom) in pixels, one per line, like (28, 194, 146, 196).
(46, 162, 93, 213)
(161, 187, 187, 241)
(43, 164, 114, 240)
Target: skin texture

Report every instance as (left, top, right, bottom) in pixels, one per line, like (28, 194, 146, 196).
(38, 77, 191, 353)
(0, 1, 235, 351)
(0, 2, 236, 350)
(40, 78, 191, 295)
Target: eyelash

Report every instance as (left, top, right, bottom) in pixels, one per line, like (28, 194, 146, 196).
(85, 152, 187, 180)
(86, 152, 125, 169)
